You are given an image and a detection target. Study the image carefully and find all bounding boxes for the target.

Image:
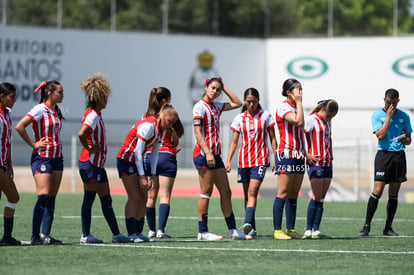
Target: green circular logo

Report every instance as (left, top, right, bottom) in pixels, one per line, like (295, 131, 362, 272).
(287, 57, 328, 79)
(392, 55, 414, 78)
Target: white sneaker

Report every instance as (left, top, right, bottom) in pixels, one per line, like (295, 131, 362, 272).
(148, 230, 156, 238)
(156, 230, 171, 238)
(228, 229, 252, 240)
(302, 230, 312, 239)
(239, 223, 252, 235)
(197, 232, 223, 241)
(80, 234, 103, 244)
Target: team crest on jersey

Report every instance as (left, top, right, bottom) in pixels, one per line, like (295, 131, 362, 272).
(40, 164, 47, 172)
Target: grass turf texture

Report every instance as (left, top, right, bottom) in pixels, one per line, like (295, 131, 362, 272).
(1, 193, 413, 274)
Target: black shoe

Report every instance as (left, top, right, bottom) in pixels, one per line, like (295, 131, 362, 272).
(383, 228, 398, 237)
(31, 236, 43, 245)
(359, 224, 370, 236)
(41, 235, 62, 245)
(0, 235, 21, 246)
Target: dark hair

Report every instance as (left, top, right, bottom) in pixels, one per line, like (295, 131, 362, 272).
(281, 78, 300, 97)
(241, 87, 262, 113)
(385, 88, 399, 99)
(205, 77, 224, 89)
(145, 87, 171, 118)
(311, 99, 339, 114)
(0, 82, 16, 96)
(158, 104, 184, 138)
(38, 80, 65, 120)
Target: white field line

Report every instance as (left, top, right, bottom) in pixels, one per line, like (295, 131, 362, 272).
(60, 215, 414, 223)
(56, 243, 414, 255)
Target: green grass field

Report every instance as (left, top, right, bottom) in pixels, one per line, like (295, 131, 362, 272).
(1, 192, 413, 274)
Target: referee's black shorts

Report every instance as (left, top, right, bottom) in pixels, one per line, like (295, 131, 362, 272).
(374, 150, 407, 183)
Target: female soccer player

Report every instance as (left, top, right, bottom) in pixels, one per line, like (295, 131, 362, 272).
(225, 88, 277, 238)
(303, 99, 338, 239)
(193, 77, 251, 241)
(15, 80, 64, 245)
(273, 78, 305, 240)
(78, 73, 130, 244)
(117, 104, 180, 242)
(0, 83, 20, 246)
(144, 87, 184, 239)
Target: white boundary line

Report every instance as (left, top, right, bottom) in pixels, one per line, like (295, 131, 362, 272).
(75, 243, 414, 255)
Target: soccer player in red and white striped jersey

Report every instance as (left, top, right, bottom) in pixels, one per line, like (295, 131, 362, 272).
(303, 99, 338, 239)
(226, 88, 277, 238)
(15, 80, 65, 245)
(193, 77, 251, 241)
(117, 104, 179, 242)
(272, 78, 305, 240)
(0, 83, 20, 246)
(78, 74, 130, 244)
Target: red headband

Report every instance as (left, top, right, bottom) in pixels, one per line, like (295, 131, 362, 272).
(204, 78, 210, 86)
(33, 81, 47, 94)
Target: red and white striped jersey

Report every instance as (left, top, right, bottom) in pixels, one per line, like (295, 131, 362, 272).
(0, 108, 12, 168)
(79, 108, 107, 167)
(304, 113, 333, 167)
(117, 116, 165, 162)
(231, 109, 275, 168)
(193, 99, 225, 156)
(27, 102, 62, 158)
(275, 100, 305, 159)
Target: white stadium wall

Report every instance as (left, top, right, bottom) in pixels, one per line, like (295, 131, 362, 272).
(1, 26, 413, 168)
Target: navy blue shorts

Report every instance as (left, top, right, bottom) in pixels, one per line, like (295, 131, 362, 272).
(193, 154, 225, 170)
(307, 165, 333, 180)
(31, 153, 64, 175)
(79, 160, 109, 184)
(238, 166, 267, 183)
(116, 158, 138, 178)
(274, 153, 306, 175)
(144, 152, 177, 178)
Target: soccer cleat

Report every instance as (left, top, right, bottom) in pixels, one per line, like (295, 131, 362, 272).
(156, 230, 171, 238)
(248, 229, 257, 238)
(273, 230, 291, 240)
(227, 229, 252, 240)
(148, 230, 156, 238)
(197, 232, 223, 241)
(359, 224, 370, 237)
(129, 233, 143, 243)
(311, 230, 331, 239)
(137, 233, 153, 242)
(383, 228, 398, 237)
(41, 235, 62, 245)
(0, 235, 21, 246)
(112, 233, 131, 243)
(239, 223, 252, 235)
(285, 229, 302, 239)
(31, 236, 43, 245)
(302, 230, 312, 239)
(80, 234, 103, 244)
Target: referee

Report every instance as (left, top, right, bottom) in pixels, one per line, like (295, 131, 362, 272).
(360, 88, 412, 237)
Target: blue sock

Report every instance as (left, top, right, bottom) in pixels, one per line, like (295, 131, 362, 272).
(81, 191, 96, 236)
(125, 217, 136, 236)
(313, 201, 324, 231)
(198, 213, 208, 233)
(285, 198, 297, 229)
(273, 197, 285, 230)
(32, 194, 49, 238)
(251, 216, 256, 230)
(244, 207, 255, 225)
(158, 204, 170, 232)
(100, 195, 120, 235)
(306, 199, 317, 231)
(41, 196, 56, 236)
(136, 218, 144, 234)
(225, 212, 236, 230)
(146, 207, 156, 232)
(3, 217, 13, 236)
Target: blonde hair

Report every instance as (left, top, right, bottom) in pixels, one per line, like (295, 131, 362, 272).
(80, 72, 111, 109)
